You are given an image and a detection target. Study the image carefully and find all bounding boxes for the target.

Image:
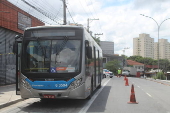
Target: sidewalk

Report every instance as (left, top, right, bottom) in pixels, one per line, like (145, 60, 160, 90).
(144, 77, 170, 86)
(0, 84, 24, 109)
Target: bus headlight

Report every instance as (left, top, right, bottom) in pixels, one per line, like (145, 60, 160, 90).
(21, 79, 31, 89)
(68, 78, 83, 90)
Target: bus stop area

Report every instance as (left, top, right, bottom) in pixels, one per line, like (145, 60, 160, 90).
(0, 84, 23, 109)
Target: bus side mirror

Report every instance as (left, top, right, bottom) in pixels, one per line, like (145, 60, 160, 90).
(87, 46, 92, 59)
(85, 40, 92, 59)
(13, 35, 22, 54)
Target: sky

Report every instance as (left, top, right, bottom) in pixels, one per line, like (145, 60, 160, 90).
(8, 0, 170, 56)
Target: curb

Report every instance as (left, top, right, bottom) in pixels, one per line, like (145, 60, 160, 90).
(143, 78, 170, 86)
(0, 98, 25, 109)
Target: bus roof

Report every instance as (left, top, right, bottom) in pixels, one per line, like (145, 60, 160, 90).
(25, 25, 84, 30)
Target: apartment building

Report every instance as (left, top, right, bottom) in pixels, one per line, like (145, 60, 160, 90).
(100, 41, 114, 55)
(154, 39, 170, 60)
(133, 33, 154, 59)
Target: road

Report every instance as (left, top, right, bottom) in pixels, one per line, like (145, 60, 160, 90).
(0, 76, 170, 113)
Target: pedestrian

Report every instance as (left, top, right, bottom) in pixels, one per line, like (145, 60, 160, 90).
(118, 68, 122, 78)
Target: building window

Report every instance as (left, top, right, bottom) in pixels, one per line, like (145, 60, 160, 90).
(103, 58, 107, 63)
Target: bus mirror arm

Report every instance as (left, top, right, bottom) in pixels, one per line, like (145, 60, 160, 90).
(13, 35, 23, 54)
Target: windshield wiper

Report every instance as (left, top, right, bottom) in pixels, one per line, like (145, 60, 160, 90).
(55, 36, 68, 64)
(32, 31, 47, 63)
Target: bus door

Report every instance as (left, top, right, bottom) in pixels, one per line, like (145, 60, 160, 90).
(93, 46, 96, 88)
(13, 36, 22, 95)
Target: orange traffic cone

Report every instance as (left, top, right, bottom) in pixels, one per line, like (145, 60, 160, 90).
(128, 84, 138, 104)
(125, 77, 129, 86)
(124, 75, 127, 81)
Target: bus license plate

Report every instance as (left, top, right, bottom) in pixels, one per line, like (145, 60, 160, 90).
(43, 94, 55, 98)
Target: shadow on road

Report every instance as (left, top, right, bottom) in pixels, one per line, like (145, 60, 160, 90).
(87, 86, 111, 112)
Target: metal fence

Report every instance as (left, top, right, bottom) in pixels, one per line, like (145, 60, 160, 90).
(0, 27, 20, 86)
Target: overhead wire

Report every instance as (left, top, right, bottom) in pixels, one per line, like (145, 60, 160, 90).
(66, 6, 76, 24)
(21, 5, 54, 24)
(83, 0, 102, 36)
(85, 0, 95, 19)
(28, 0, 63, 22)
(36, 0, 63, 24)
(78, 0, 91, 18)
(66, 2, 77, 24)
(21, 0, 62, 25)
(0, 2, 51, 24)
(89, 0, 103, 35)
(7, 0, 56, 25)
(7, 0, 63, 25)
(26, 0, 62, 21)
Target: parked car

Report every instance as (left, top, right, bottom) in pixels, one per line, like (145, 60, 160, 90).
(122, 70, 130, 76)
(103, 69, 114, 78)
(108, 71, 114, 78)
(103, 69, 110, 78)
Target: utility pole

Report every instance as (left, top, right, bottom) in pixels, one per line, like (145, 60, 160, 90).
(123, 47, 129, 67)
(87, 18, 99, 32)
(62, 0, 67, 25)
(95, 33, 103, 38)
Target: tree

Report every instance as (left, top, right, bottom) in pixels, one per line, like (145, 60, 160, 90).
(93, 37, 100, 45)
(159, 59, 169, 73)
(105, 60, 121, 74)
(127, 55, 143, 62)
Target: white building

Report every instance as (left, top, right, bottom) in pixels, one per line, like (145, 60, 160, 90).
(154, 39, 170, 60)
(133, 33, 154, 59)
(133, 33, 170, 61)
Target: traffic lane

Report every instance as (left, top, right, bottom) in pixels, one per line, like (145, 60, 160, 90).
(87, 76, 168, 113)
(0, 78, 110, 113)
(0, 98, 89, 113)
(128, 77, 170, 112)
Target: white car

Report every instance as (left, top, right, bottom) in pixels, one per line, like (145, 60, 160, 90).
(103, 69, 114, 78)
(108, 71, 114, 78)
(103, 69, 110, 78)
(122, 70, 130, 76)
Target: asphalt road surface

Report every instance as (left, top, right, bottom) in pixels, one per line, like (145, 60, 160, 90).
(0, 76, 170, 113)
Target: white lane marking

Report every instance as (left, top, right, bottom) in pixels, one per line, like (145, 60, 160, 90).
(146, 92, 152, 97)
(136, 85, 152, 98)
(79, 79, 111, 113)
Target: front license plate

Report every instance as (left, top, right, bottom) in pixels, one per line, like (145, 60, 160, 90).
(43, 94, 55, 98)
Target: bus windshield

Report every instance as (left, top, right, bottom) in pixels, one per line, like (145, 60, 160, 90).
(22, 39, 81, 73)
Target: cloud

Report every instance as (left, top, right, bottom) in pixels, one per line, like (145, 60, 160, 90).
(7, 0, 170, 57)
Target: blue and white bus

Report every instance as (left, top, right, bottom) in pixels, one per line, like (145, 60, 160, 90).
(13, 25, 103, 100)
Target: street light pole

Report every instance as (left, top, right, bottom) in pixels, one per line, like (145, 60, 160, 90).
(62, 0, 67, 25)
(95, 33, 103, 38)
(87, 18, 99, 32)
(123, 47, 129, 67)
(140, 14, 170, 74)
